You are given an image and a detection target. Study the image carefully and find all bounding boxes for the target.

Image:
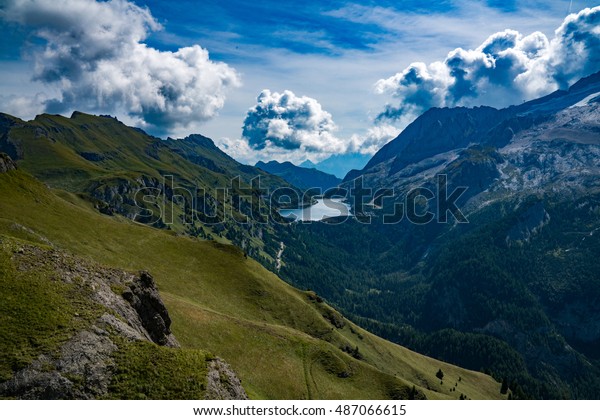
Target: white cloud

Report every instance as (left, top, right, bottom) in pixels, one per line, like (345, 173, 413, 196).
(324, 1, 565, 56)
(374, 6, 600, 122)
(216, 136, 326, 166)
(348, 123, 400, 156)
(516, 6, 600, 95)
(0, 93, 47, 120)
(4, 0, 596, 171)
(1, 0, 241, 133)
(219, 89, 399, 165)
(241, 89, 345, 158)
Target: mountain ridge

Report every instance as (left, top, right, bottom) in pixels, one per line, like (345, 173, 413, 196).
(2, 71, 600, 399)
(347, 70, 600, 183)
(0, 110, 305, 268)
(0, 121, 503, 400)
(256, 160, 342, 191)
(276, 71, 600, 399)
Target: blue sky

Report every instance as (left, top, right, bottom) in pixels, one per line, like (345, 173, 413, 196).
(1, 0, 599, 176)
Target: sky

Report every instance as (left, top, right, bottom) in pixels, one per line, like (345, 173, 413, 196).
(1, 0, 600, 177)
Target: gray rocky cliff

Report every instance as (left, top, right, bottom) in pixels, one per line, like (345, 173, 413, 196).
(0, 153, 16, 173)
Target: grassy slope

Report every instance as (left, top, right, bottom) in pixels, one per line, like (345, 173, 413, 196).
(0, 244, 80, 382)
(9, 113, 222, 190)
(0, 169, 503, 399)
(108, 340, 209, 399)
(0, 237, 210, 400)
(7, 112, 297, 194)
(1, 112, 304, 262)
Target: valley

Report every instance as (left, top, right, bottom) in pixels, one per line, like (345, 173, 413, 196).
(2, 0, 600, 406)
(1, 71, 600, 400)
(0, 134, 501, 400)
(278, 71, 600, 399)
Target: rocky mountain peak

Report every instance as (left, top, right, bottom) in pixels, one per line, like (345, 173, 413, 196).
(360, 106, 514, 177)
(182, 134, 218, 149)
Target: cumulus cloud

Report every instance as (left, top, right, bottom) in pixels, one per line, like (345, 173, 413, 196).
(0, 93, 47, 120)
(218, 89, 398, 165)
(1, 0, 240, 133)
(375, 6, 600, 121)
(237, 89, 344, 162)
(242, 89, 344, 153)
(348, 123, 399, 156)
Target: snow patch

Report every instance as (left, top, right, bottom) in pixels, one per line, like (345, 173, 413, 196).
(570, 92, 600, 108)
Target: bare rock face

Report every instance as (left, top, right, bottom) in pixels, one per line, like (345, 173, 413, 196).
(122, 271, 179, 347)
(0, 153, 16, 173)
(0, 114, 24, 161)
(0, 330, 117, 399)
(205, 358, 248, 400)
(87, 175, 163, 220)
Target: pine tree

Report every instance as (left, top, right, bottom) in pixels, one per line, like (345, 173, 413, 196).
(436, 368, 444, 380)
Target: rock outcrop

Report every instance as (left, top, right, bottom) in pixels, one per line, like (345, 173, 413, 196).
(0, 153, 16, 173)
(205, 358, 248, 400)
(0, 329, 118, 399)
(0, 242, 244, 399)
(122, 271, 178, 347)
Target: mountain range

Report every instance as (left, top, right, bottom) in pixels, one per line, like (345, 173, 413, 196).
(256, 160, 342, 192)
(1, 71, 600, 400)
(0, 114, 502, 399)
(279, 71, 600, 399)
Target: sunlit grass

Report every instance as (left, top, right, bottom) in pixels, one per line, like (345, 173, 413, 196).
(0, 169, 504, 399)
